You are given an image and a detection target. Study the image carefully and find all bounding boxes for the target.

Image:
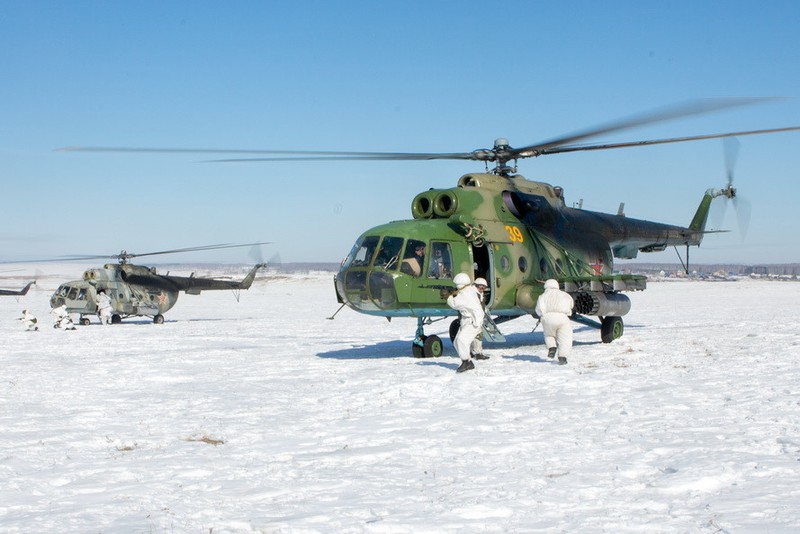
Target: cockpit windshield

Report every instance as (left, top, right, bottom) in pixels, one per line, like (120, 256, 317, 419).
(342, 235, 380, 269)
(343, 236, 455, 280)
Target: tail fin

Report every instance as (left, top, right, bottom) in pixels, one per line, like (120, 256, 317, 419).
(236, 263, 267, 289)
(0, 281, 35, 296)
(19, 281, 35, 296)
(688, 191, 715, 233)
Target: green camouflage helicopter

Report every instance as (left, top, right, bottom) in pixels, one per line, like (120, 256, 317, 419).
(48, 242, 269, 325)
(63, 99, 800, 354)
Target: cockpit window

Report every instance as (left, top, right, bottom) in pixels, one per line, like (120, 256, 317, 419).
(67, 287, 79, 300)
(400, 239, 426, 277)
(344, 236, 380, 269)
(374, 236, 403, 271)
(77, 288, 87, 301)
(428, 242, 453, 279)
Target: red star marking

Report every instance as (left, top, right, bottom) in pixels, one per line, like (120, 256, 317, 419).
(590, 259, 604, 275)
(158, 292, 167, 305)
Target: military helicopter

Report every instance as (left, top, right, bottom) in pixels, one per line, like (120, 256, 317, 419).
(48, 242, 269, 325)
(62, 99, 800, 354)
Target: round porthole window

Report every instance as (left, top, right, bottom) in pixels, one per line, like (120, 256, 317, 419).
(500, 255, 510, 272)
(518, 256, 528, 273)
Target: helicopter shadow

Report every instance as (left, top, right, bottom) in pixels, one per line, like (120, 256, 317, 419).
(316, 325, 610, 367)
(317, 339, 415, 361)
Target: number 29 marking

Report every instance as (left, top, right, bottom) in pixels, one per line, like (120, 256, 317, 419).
(504, 225, 524, 243)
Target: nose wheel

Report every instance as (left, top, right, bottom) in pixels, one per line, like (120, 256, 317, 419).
(411, 317, 443, 358)
(412, 334, 443, 358)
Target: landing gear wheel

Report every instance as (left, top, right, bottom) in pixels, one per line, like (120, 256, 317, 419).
(412, 334, 444, 358)
(153, 314, 164, 324)
(423, 335, 443, 358)
(111, 314, 122, 325)
(601, 316, 624, 343)
(412, 337, 426, 358)
(79, 317, 91, 326)
(449, 319, 460, 343)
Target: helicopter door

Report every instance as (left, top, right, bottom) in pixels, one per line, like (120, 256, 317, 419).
(471, 244, 494, 308)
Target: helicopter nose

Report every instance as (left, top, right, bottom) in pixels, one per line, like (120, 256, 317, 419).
(336, 268, 397, 312)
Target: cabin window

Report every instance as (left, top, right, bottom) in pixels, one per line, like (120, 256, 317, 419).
(500, 255, 511, 273)
(539, 258, 549, 276)
(518, 256, 528, 273)
(428, 242, 453, 279)
(374, 236, 404, 271)
(400, 239, 426, 277)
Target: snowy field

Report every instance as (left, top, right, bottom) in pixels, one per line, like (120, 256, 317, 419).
(1, 269, 799, 533)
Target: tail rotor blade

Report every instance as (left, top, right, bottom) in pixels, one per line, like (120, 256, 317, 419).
(708, 197, 727, 230)
(267, 252, 282, 269)
(723, 137, 740, 186)
(734, 196, 752, 239)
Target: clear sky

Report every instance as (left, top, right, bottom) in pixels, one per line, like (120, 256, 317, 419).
(1, 1, 799, 266)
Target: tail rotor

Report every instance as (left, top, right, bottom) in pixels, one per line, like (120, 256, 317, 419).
(710, 137, 751, 238)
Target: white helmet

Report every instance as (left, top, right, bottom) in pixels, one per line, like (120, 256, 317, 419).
(453, 272, 471, 289)
(544, 279, 559, 290)
(474, 277, 488, 288)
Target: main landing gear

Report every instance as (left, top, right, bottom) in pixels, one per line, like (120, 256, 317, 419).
(600, 316, 624, 343)
(411, 317, 443, 358)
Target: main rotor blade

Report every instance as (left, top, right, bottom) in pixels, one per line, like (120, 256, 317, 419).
(7, 242, 273, 264)
(121, 241, 273, 260)
(205, 153, 478, 162)
(59, 145, 477, 161)
(534, 126, 800, 156)
(511, 97, 779, 157)
(57, 97, 789, 164)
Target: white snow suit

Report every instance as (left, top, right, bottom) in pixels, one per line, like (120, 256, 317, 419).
(96, 292, 113, 325)
(20, 310, 38, 331)
(534, 281, 574, 357)
(51, 304, 76, 330)
(447, 284, 485, 362)
(470, 287, 487, 357)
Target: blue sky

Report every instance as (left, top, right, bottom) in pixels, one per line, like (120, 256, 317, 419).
(1, 1, 799, 265)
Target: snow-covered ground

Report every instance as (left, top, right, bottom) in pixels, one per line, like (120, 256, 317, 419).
(1, 270, 799, 533)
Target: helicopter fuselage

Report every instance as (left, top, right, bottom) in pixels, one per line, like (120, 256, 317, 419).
(50, 261, 266, 324)
(51, 264, 179, 323)
(335, 172, 713, 326)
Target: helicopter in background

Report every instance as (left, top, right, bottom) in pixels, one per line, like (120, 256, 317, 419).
(62, 99, 800, 354)
(49, 242, 269, 325)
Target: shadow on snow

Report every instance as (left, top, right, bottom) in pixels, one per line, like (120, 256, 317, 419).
(316, 326, 608, 365)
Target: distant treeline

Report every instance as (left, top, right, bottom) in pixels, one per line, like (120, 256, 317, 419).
(619, 263, 800, 276)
